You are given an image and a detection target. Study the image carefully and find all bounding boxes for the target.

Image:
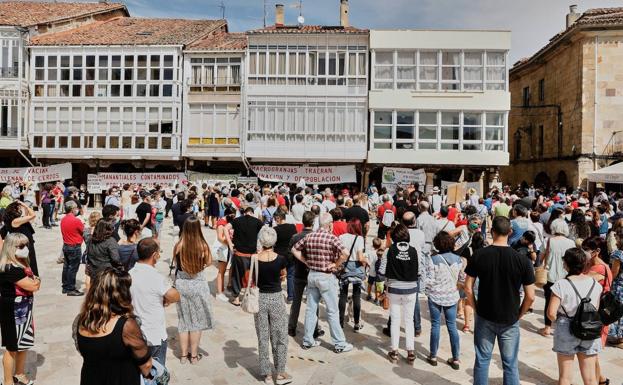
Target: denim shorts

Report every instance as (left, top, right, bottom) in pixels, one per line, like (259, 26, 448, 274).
(368, 275, 377, 284)
(553, 317, 602, 356)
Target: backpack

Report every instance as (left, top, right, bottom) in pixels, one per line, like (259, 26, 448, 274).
(381, 207, 395, 227)
(562, 278, 603, 341)
(262, 207, 277, 226)
(598, 266, 623, 325)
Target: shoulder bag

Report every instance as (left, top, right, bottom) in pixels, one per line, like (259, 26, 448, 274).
(439, 254, 460, 290)
(598, 264, 623, 325)
(241, 254, 260, 314)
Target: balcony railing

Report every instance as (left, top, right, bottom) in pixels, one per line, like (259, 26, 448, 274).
(0, 66, 19, 79)
(189, 77, 241, 93)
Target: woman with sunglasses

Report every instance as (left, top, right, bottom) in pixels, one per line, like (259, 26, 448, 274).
(0, 233, 41, 385)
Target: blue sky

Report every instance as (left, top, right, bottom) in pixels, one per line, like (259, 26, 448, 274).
(116, 1, 623, 62)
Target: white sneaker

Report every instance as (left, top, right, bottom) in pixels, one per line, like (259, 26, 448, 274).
(216, 293, 229, 302)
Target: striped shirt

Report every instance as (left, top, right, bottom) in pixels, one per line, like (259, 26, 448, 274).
(293, 228, 346, 273)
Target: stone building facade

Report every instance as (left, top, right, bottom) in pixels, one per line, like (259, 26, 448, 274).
(501, 7, 623, 189)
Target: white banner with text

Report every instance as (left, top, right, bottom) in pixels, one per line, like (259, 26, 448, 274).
(0, 163, 72, 184)
(95, 172, 187, 190)
(250, 165, 357, 184)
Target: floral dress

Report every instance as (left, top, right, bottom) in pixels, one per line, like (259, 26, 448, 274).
(608, 250, 623, 339)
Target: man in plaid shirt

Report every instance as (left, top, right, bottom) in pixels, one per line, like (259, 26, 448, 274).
(292, 213, 353, 353)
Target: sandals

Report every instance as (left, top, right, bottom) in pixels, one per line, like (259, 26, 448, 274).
(275, 373, 293, 385)
(190, 353, 204, 365)
(599, 379, 610, 385)
(462, 325, 471, 334)
(407, 350, 416, 364)
(387, 350, 399, 363)
(447, 358, 460, 370)
(180, 353, 190, 365)
(427, 355, 438, 366)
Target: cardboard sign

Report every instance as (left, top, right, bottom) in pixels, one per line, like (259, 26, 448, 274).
(0, 163, 72, 184)
(87, 174, 104, 193)
(250, 165, 357, 185)
(445, 183, 466, 206)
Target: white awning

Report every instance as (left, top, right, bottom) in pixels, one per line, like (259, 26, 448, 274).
(587, 162, 623, 184)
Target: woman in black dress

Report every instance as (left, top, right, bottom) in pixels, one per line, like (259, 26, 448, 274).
(74, 268, 153, 385)
(0, 201, 39, 276)
(0, 233, 41, 385)
(206, 187, 220, 229)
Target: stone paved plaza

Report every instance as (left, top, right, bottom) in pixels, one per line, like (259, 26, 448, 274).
(19, 216, 623, 385)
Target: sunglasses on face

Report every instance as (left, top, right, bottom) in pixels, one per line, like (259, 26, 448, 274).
(16, 244, 27, 249)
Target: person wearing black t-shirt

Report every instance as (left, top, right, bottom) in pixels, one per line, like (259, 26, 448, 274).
(135, 192, 153, 233)
(464, 216, 535, 385)
(273, 211, 297, 302)
(343, 195, 370, 235)
(78, 184, 89, 208)
(253, 226, 293, 385)
(230, 207, 263, 305)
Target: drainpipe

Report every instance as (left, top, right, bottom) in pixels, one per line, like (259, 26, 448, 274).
(16, 27, 34, 167)
(593, 35, 599, 171)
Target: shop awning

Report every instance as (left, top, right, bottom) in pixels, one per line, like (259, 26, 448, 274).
(587, 162, 623, 184)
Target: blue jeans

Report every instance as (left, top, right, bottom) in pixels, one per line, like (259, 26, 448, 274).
(62, 244, 82, 292)
(473, 315, 520, 385)
(303, 271, 347, 349)
(150, 339, 168, 366)
(428, 299, 460, 360)
(286, 265, 295, 300)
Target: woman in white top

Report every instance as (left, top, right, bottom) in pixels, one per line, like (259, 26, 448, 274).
(547, 247, 602, 385)
(124, 195, 140, 220)
(541, 218, 576, 337)
(337, 219, 367, 332)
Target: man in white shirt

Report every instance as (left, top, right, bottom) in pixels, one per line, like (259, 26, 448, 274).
(291, 194, 306, 223)
(130, 238, 180, 365)
(429, 186, 443, 214)
(321, 190, 336, 213)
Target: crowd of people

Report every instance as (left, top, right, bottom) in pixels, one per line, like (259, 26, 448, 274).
(0, 178, 622, 385)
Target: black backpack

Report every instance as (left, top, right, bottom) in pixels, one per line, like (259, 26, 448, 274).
(598, 267, 623, 325)
(562, 278, 603, 341)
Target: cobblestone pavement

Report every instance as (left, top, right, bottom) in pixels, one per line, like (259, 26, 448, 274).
(19, 216, 623, 385)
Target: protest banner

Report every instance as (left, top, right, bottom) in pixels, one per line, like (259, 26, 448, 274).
(96, 172, 186, 189)
(250, 165, 356, 184)
(0, 163, 72, 184)
(382, 167, 426, 195)
(187, 172, 238, 186)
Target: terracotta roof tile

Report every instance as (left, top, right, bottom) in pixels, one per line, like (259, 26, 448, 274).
(187, 31, 247, 51)
(248, 24, 367, 34)
(0, 1, 127, 27)
(30, 17, 226, 46)
(512, 7, 623, 73)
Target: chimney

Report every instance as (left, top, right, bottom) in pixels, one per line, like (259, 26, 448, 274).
(566, 4, 580, 28)
(275, 4, 285, 26)
(340, 0, 349, 28)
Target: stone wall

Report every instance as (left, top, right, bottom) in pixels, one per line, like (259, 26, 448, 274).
(502, 29, 623, 188)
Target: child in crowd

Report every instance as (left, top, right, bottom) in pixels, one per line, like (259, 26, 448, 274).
(366, 238, 385, 305)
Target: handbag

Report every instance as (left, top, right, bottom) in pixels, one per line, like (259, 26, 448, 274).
(241, 254, 260, 314)
(381, 293, 390, 310)
(598, 264, 623, 325)
(339, 236, 366, 282)
(535, 267, 548, 288)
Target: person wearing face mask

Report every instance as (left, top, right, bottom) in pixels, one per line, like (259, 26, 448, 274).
(0, 201, 38, 276)
(60, 201, 85, 296)
(0, 233, 41, 385)
(104, 187, 121, 208)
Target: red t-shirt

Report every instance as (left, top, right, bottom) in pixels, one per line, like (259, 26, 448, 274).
(447, 207, 458, 221)
(60, 213, 84, 245)
(332, 221, 348, 236)
(570, 201, 579, 209)
(230, 197, 241, 208)
(216, 217, 228, 227)
(295, 223, 304, 233)
(276, 194, 286, 206)
(377, 202, 396, 220)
